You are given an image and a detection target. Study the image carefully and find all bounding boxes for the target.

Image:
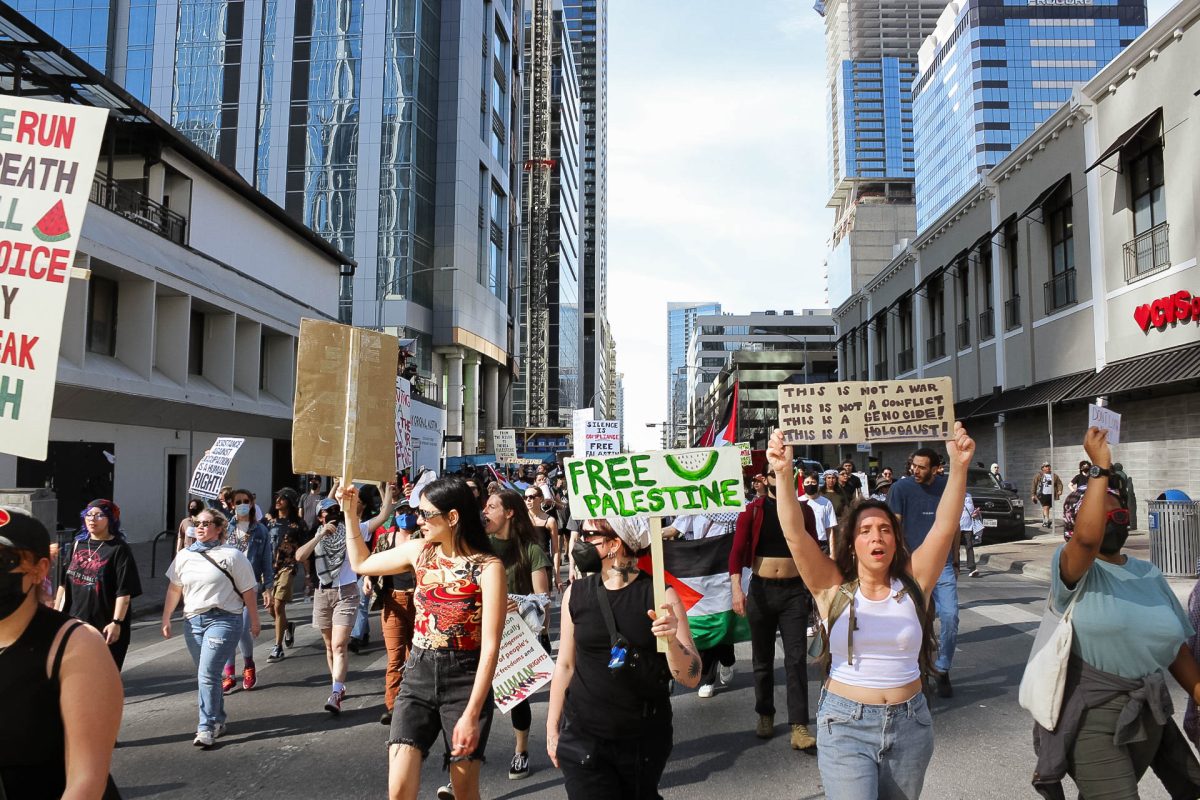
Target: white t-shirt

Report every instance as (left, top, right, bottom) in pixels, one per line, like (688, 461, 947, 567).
(800, 495, 838, 541)
(166, 546, 257, 617)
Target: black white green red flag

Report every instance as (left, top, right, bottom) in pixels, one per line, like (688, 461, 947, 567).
(638, 533, 750, 650)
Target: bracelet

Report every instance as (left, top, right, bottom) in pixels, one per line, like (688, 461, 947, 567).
(111, 618, 124, 625)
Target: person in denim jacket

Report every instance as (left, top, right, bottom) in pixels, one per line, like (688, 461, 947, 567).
(222, 488, 273, 693)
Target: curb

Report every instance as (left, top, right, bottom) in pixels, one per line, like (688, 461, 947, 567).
(976, 550, 1052, 583)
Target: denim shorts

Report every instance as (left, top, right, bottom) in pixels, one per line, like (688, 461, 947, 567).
(815, 687, 935, 800)
(389, 647, 494, 767)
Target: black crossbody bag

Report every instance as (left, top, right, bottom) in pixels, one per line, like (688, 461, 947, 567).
(595, 581, 673, 701)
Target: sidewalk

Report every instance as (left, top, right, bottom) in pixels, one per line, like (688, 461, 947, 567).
(977, 524, 1196, 605)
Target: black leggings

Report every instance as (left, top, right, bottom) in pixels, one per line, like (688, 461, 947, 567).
(511, 699, 531, 732)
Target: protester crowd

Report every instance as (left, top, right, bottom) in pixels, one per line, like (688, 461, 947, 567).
(2, 424, 1199, 800)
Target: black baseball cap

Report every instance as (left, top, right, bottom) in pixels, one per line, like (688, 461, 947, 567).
(0, 507, 51, 560)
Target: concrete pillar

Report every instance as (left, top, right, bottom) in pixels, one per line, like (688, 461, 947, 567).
(445, 350, 464, 458)
(463, 352, 481, 455)
(483, 362, 500, 451)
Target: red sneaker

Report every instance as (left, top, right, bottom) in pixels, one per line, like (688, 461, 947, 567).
(221, 673, 236, 694)
(242, 665, 257, 691)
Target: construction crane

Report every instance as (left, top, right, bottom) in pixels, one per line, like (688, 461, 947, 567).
(523, 0, 553, 428)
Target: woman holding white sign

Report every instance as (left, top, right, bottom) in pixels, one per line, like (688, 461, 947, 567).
(766, 422, 974, 800)
(338, 478, 504, 800)
(483, 490, 551, 780)
(545, 516, 702, 799)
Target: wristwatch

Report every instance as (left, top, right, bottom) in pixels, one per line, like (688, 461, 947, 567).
(1088, 465, 1111, 479)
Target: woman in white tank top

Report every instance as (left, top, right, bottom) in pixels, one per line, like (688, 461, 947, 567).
(765, 422, 975, 800)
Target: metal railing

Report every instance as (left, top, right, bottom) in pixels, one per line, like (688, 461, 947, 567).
(1044, 268, 1077, 314)
(1123, 222, 1170, 282)
(874, 359, 888, 380)
(925, 332, 946, 361)
(1004, 295, 1021, 330)
(956, 320, 971, 350)
(90, 176, 188, 245)
(978, 309, 995, 341)
(897, 348, 914, 374)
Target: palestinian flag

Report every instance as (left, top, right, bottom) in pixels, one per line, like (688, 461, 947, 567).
(692, 382, 738, 449)
(638, 531, 750, 650)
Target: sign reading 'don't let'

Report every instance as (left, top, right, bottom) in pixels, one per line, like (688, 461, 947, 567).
(778, 377, 955, 445)
(564, 447, 745, 519)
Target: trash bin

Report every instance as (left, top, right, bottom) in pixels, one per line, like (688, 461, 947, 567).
(1147, 499, 1200, 578)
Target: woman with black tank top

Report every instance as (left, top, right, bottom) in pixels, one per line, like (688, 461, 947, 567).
(0, 506, 123, 799)
(546, 516, 702, 799)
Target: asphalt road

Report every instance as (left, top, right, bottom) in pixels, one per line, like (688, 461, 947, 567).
(111, 569, 1187, 799)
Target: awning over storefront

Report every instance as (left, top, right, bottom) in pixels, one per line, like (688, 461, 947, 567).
(1063, 342, 1200, 401)
(1086, 108, 1162, 174)
(966, 371, 1093, 417)
(955, 395, 996, 420)
(1017, 174, 1071, 222)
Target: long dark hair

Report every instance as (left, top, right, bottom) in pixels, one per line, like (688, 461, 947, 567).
(493, 490, 541, 594)
(423, 476, 495, 560)
(833, 499, 912, 584)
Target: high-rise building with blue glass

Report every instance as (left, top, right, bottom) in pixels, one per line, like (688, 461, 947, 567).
(16, 0, 528, 456)
(666, 301, 720, 447)
(913, 0, 1146, 232)
(818, 0, 944, 308)
(513, 4, 582, 429)
(561, 0, 610, 418)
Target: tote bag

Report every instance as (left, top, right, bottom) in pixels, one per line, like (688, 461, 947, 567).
(1018, 570, 1086, 731)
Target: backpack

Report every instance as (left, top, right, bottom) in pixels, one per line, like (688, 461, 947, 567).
(808, 573, 939, 696)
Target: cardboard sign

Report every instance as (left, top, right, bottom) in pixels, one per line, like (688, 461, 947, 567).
(1088, 404, 1121, 445)
(492, 612, 553, 714)
(396, 377, 413, 472)
(778, 378, 955, 445)
(564, 447, 745, 519)
(571, 407, 594, 449)
(0, 98, 109, 461)
(188, 437, 245, 499)
(292, 320, 399, 483)
(583, 420, 621, 457)
(735, 442, 752, 467)
(495, 428, 518, 462)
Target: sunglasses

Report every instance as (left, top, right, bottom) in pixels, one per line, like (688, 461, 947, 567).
(524, 495, 540, 500)
(1106, 509, 1131, 525)
(417, 508, 445, 521)
(195, 520, 221, 527)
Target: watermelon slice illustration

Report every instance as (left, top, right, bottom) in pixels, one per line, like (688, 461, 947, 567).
(663, 450, 721, 481)
(32, 200, 71, 243)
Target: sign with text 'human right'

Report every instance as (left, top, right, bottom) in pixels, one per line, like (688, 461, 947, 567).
(0, 97, 109, 461)
(778, 377, 955, 444)
(564, 448, 745, 519)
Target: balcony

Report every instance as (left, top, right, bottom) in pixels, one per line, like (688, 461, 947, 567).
(1123, 222, 1170, 282)
(1044, 269, 1077, 314)
(978, 308, 995, 341)
(90, 176, 188, 246)
(897, 348, 914, 374)
(925, 332, 946, 362)
(874, 359, 888, 380)
(1004, 295, 1021, 331)
(956, 320, 971, 351)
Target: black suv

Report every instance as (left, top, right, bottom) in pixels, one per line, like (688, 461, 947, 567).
(957, 466, 1026, 543)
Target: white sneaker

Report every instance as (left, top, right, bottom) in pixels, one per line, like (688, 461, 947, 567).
(193, 730, 214, 748)
(718, 664, 734, 685)
(806, 625, 816, 638)
(214, 723, 227, 739)
(698, 683, 715, 698)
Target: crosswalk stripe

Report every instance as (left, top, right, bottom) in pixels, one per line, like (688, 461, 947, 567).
(961, 601, 1043, 634)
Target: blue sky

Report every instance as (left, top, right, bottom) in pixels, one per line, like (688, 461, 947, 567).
(607, 0, 1173, 451)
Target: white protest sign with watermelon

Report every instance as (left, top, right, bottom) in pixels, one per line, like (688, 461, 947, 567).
(0, 98, 109, 461)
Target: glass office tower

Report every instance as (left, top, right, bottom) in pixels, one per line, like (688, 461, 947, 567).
(666, 301, 720, 447)
(913, 0, 1146, 232)
(561, 0, 609, 415)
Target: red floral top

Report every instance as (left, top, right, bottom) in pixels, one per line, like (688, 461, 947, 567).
(412, 543, 492, 651)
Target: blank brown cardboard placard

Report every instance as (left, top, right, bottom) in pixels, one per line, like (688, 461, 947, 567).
(778, 377, 955, 444)
(292, 319, 400, 482)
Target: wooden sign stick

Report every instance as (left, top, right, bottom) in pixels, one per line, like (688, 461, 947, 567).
(649, 516, 669, 654)
(341, 327, 360, 489)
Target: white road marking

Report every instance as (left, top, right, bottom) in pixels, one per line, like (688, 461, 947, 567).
(962, 601, 1044, 635)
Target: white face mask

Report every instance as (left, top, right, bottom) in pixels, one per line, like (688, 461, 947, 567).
(235, 503, 251, 518)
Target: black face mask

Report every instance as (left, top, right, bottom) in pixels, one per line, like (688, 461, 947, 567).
(1100, 523, 1130, 555)
(0, 570, 32, 621)
(572, 540, 604, 575)
(804, 485, 819, 495)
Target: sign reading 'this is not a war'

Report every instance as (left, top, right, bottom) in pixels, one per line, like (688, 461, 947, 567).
(777, 377, 955, 445)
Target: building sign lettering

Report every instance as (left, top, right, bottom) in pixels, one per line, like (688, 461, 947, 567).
(1133, 289, 1199, 333)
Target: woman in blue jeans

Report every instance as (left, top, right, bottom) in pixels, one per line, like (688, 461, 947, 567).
(161, 507, 261, 748)
(222, 489, 273, 693)
(766, 422, 974, 800)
